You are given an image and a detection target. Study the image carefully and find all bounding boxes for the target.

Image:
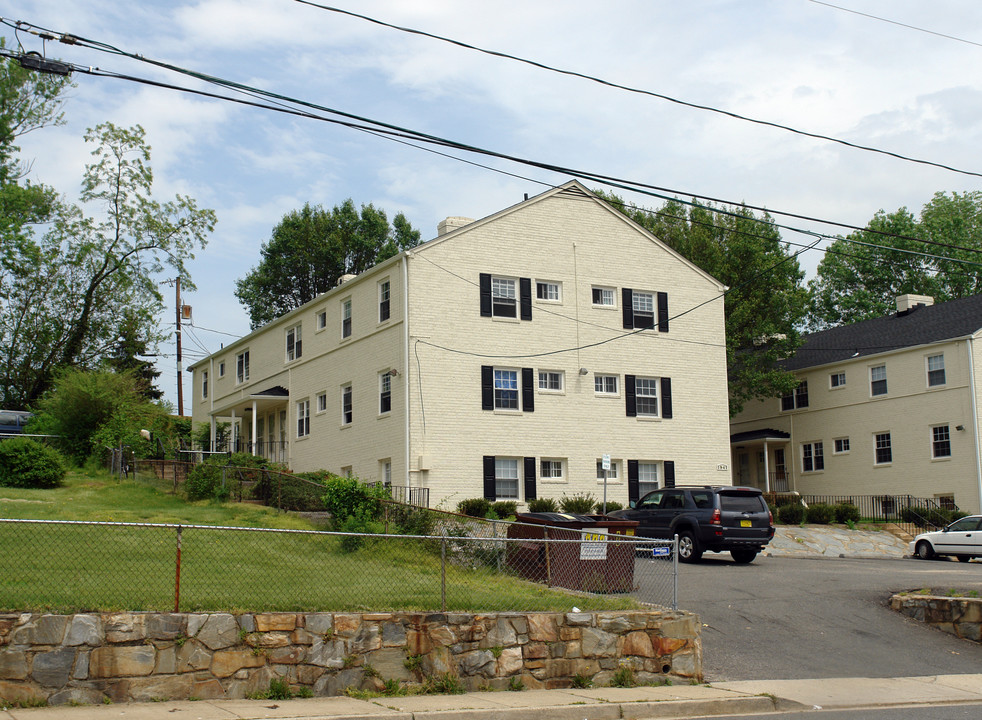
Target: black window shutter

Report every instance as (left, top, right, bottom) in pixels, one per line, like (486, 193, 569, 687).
(664, 460, 675, 488)
(520, 278, 532, 321)
(661, 377, 673, 419)
(481, 365, 494, 410)
(479, 273, 492, 317)
(622, 288, 634, 329)
(625, 374, 637, 417)
(483, 456, 496, 500)
(657, 292, 669, 332)
(523, 456, 537, 501)
(628, 459, 640, 503)
(522, 367, 535, 412)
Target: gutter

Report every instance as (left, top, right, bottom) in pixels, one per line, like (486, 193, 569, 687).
(968, 338, 982, 513)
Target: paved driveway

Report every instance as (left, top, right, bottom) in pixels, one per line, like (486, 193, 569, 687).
(647, 553, 982, 681)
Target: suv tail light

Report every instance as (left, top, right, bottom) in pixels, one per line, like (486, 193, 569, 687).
(710, 508, 721, 525)
(769, 509, 774, 525)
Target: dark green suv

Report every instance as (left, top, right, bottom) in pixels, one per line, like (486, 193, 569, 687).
(609, 485, 774, 563)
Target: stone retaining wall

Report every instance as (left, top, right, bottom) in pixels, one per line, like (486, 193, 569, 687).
(890, 594, 982, 642)
(0, 610, 701, 705)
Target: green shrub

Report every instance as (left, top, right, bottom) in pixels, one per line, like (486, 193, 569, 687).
(457, 497, 491, 517)
(806, 503, 835, 524)
(777, 503, 805, 524)
(491, 501, 518, 518)
(322, 475, 387, 529)
(254, 470, 330, 511)
(595, 500, 623, 513)
(834, 502, 861, 524)
(0, 437, 67, 488)
(184, 464, 222, 501)
(901, 505, 953, 528)
(386, 503, 436, 536)
(559, 493, 597, 514)
(526, 497, 559, 513)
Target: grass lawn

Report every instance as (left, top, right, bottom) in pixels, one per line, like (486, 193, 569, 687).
(0, 471, 642, 614)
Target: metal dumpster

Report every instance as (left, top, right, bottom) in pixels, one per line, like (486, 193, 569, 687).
(506, 513, 639, 593)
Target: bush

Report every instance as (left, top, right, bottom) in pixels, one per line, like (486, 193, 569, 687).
(900, 505, 952, 528)
(322, 475, 387, 529)
(385, 504, 436, 536)
(834, 502, 861, 524)
(806, 503, 835, 524)
(595, 500, 623, 513)
(559, 493, 597, 514)
(777, 503, 805, 524)
(457, 497, 491, 517)
(0, 437, 67, 488)
(491, 501, 517, 518)
(526, 497, 559, 513)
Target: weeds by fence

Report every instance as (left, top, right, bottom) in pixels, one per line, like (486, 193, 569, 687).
(0, 519, 677, 614)
(764, 492, 962, 536)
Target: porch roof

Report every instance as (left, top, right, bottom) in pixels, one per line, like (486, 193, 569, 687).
(731, 428, 790, 444)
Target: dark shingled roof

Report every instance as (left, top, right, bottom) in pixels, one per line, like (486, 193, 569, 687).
(731, 429, 790, 444)
(250, 385, 289, 398)
(785, 294, 982, 372)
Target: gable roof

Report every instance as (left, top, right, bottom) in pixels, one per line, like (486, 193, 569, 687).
(786, 294, 982, 371)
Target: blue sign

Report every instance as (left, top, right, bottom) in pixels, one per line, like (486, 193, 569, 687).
(651, 546, 671, 558)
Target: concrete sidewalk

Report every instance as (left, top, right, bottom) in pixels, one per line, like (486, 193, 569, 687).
(5, 675, 982, 720)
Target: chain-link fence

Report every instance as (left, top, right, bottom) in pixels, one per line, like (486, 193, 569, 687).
(0, 519, 677, 614)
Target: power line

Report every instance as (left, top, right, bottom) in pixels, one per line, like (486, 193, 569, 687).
(289, 0, 982, 179)
(808, 0, 982, 49)
(5, 19, 981, 258)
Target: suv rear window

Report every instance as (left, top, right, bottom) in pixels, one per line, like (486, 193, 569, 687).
(719, 493, 765, 512)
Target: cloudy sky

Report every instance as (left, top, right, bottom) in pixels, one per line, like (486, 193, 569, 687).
(6, 0, 982, 408)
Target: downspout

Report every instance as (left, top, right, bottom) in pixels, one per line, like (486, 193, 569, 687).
(403, 253, 412, 489)
(208, 357, 215, 448)
(788, 412, 795, 494)
(968, 338, 982, 513)
(251, 400, 258, 456)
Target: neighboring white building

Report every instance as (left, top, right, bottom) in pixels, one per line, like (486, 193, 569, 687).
(189, 181, 733, 508)
(730, 293, 982, 514)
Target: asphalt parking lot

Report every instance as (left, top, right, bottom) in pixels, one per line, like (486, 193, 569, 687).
(639, 553, 982, 681)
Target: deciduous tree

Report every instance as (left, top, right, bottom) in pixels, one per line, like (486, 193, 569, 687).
(235, 200, 421, 328)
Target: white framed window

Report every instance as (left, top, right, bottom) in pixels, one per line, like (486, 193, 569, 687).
(638, 462, 659, 496)
(870, 365, 887, 396)
(830, 372, 846, 388)
(535, 280, 561, 302)
(341, 384, 353, 425)
(833, 437, 850, 454)
(801, 442, 824, 472)
(236, 350, 250, 384)
(932, 425, 951, 458)
(875, 432, 892, 464)
(296, 399, 310, 438)
(596, 459, 620, 480)
(316, 309, 327, 332)
(201, 370, 208, 399)
(495, 457, 520, 499)
(379, 279, 391, 323)
(218, 361, 225, 378)
(632, 291, 655, 328)
(491, 277, 517, 318)
(781, 381, 809, 411)
(379, 372, 392, 414)
(538, 370, 564, 392)
(341, 298, 352, 339)
(635, 377, 659, 417)
(285, 324, 302, 362)
(494, 369, 519, 409)
(592, 286, 615, 307)
(380, 459, 392, 485)
(927, 354, 946, 387)
(595, 374, 619, 395)
(316, 392, 327, 414)
(540, 459, 565, 482)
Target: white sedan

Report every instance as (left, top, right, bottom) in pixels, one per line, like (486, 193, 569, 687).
(910, 515, 982, 562)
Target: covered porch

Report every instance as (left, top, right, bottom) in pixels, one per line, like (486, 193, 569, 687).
(207, 386, 292, 465)
(730, 428, 791, 493)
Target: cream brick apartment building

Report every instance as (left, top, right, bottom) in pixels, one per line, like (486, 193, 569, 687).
(189, 181, 733, 508)
(730, 293, 982, 514)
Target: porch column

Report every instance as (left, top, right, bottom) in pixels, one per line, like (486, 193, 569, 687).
(763, 440, 771, 493)
(230, 409, 237, 452)
(251, 401, 258, 456)
(209, 416, 216, 450)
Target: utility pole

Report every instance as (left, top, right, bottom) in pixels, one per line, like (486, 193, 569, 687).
(175, 277, 184, 416)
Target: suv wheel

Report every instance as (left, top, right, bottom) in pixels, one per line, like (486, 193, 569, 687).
(730, 548, 758, 564)
(677, 531, 702, 563)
